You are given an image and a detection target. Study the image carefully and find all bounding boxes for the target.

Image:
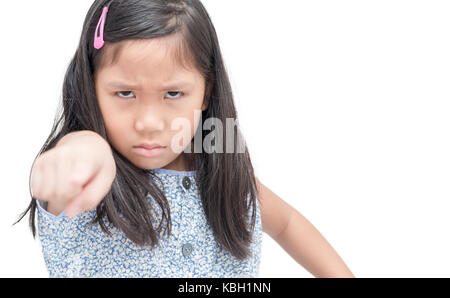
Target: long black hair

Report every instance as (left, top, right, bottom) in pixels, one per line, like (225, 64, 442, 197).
(14, 0, 259, 260)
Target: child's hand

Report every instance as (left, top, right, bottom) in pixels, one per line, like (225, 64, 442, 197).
(30, 130, 116, 218)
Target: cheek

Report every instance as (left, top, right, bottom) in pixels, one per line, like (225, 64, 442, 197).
(175, 105, 202, 136)
(104, 118, 124, 148)
(98, 101, 127, 143)
(99, 103, 114, 129)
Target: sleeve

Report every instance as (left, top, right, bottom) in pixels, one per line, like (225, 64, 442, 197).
(35, 199, 91, 277)
(246, 192, 263, 277)
(36, 199, 66, 218)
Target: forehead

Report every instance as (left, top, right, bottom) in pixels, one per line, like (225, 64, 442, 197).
(95, 36, 199, 83)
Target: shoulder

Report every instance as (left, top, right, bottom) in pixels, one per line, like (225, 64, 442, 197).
(255, 176, 295, 239)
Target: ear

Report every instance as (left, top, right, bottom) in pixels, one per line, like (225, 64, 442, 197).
(202, 81, 212, 111)
(201, 98, 209, 111)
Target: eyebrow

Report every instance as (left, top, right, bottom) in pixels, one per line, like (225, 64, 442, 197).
(106, 81, 193, 90)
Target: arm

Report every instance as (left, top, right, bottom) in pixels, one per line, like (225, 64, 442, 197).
(256, 177, 355, 278)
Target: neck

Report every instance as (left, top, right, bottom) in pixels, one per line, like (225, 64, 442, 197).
(163, 153, 195, 171)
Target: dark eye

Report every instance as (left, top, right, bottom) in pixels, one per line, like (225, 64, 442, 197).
(115, 91, 135, 99)
(166, 91, 184, 99)
(115, 91, 184, 100)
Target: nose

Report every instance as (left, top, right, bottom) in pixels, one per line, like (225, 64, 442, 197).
(134, 104, 165, 133)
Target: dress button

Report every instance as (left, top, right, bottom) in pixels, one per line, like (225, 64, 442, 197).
(182, 176, 191, 190)
(182, 243, 193, 257)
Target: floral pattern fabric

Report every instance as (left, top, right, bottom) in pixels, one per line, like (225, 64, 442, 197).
(36, 168, 262, 278)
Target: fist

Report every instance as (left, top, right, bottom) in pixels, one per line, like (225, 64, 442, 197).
(30, 131, 116, 218)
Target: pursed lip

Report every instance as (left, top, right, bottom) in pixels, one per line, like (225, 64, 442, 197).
(134, 143, 166, 150)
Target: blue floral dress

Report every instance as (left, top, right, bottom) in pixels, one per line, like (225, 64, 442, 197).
(36, 168, 262, 277)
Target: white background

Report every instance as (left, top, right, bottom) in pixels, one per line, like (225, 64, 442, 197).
(0, 0, 449, 277)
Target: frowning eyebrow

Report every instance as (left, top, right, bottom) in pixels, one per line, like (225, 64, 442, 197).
(106, 81, 193, 90)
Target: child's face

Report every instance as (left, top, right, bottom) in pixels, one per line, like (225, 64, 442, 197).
(94, 38, 207, 171)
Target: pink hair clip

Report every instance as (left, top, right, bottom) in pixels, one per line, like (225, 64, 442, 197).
(94, 6, 109, 49)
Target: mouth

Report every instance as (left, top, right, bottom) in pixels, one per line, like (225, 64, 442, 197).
(132, 145, 166, 158)
(134, 142, 166, 150)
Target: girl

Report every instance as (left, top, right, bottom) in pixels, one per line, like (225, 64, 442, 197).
(16, 0, 354, 278)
